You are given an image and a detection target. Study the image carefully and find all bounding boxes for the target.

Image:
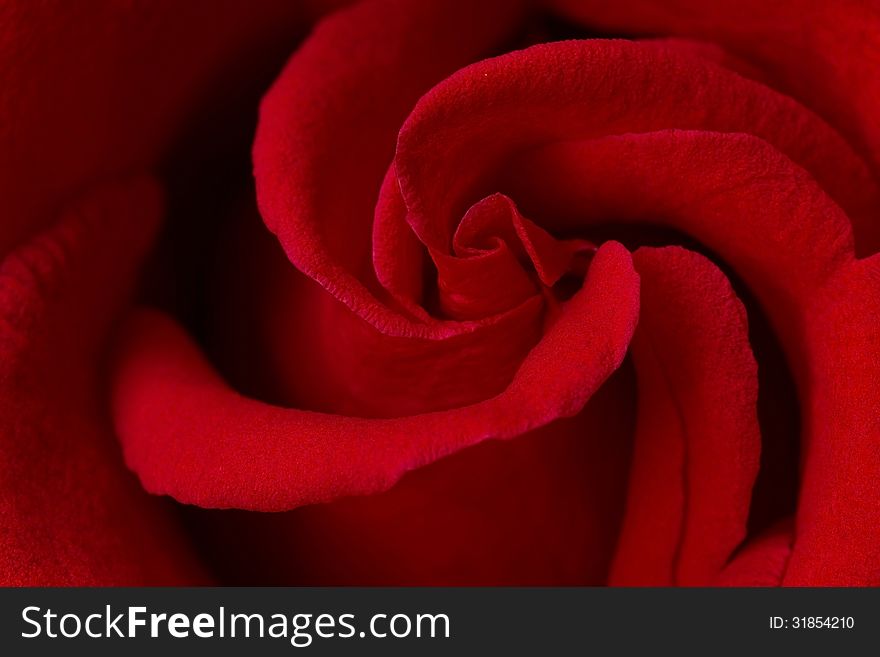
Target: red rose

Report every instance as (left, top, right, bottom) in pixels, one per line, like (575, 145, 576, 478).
(2, 0, 879, 586)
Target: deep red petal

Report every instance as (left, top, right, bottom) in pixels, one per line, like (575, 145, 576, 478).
(547, 0, 880, 190)
(396, 40, 878, 256)
(611, 247, 760, 586)
(0, 179, 208, 585)
(185, 366, 636, 585)
(783, 257, 880, 585)
(254, 0, 528, 332)
(112, 243, 638, 511)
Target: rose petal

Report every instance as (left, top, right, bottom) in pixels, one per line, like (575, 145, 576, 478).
(112, 242, 639, 511)
(249, 0, 561, 417)
(546, 0, 880, 191)
(501, 130, 856, 384)
(254, 0, 529, 333)
(783, 257, 880, 585)
(431, 193, 594, 319)
(502, 130, 880, 583)
(396, 40, 878, 257)
(184, 367, 636, 585)
(611, 246, 760, 586)
(0, 178, 208, 585)
(205, 206, 546, 417)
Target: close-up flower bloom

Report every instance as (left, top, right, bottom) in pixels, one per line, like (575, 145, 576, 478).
(1, 0, 878, 587)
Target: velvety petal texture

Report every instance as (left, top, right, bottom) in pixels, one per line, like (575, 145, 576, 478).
(546, 1, 880, 180)
(0, 180, 207, 585)
(4, 0, 880, 586)
(113, 242, 638, 511)
(0, 0, 341, 585)
(611, 247, 760, 586)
